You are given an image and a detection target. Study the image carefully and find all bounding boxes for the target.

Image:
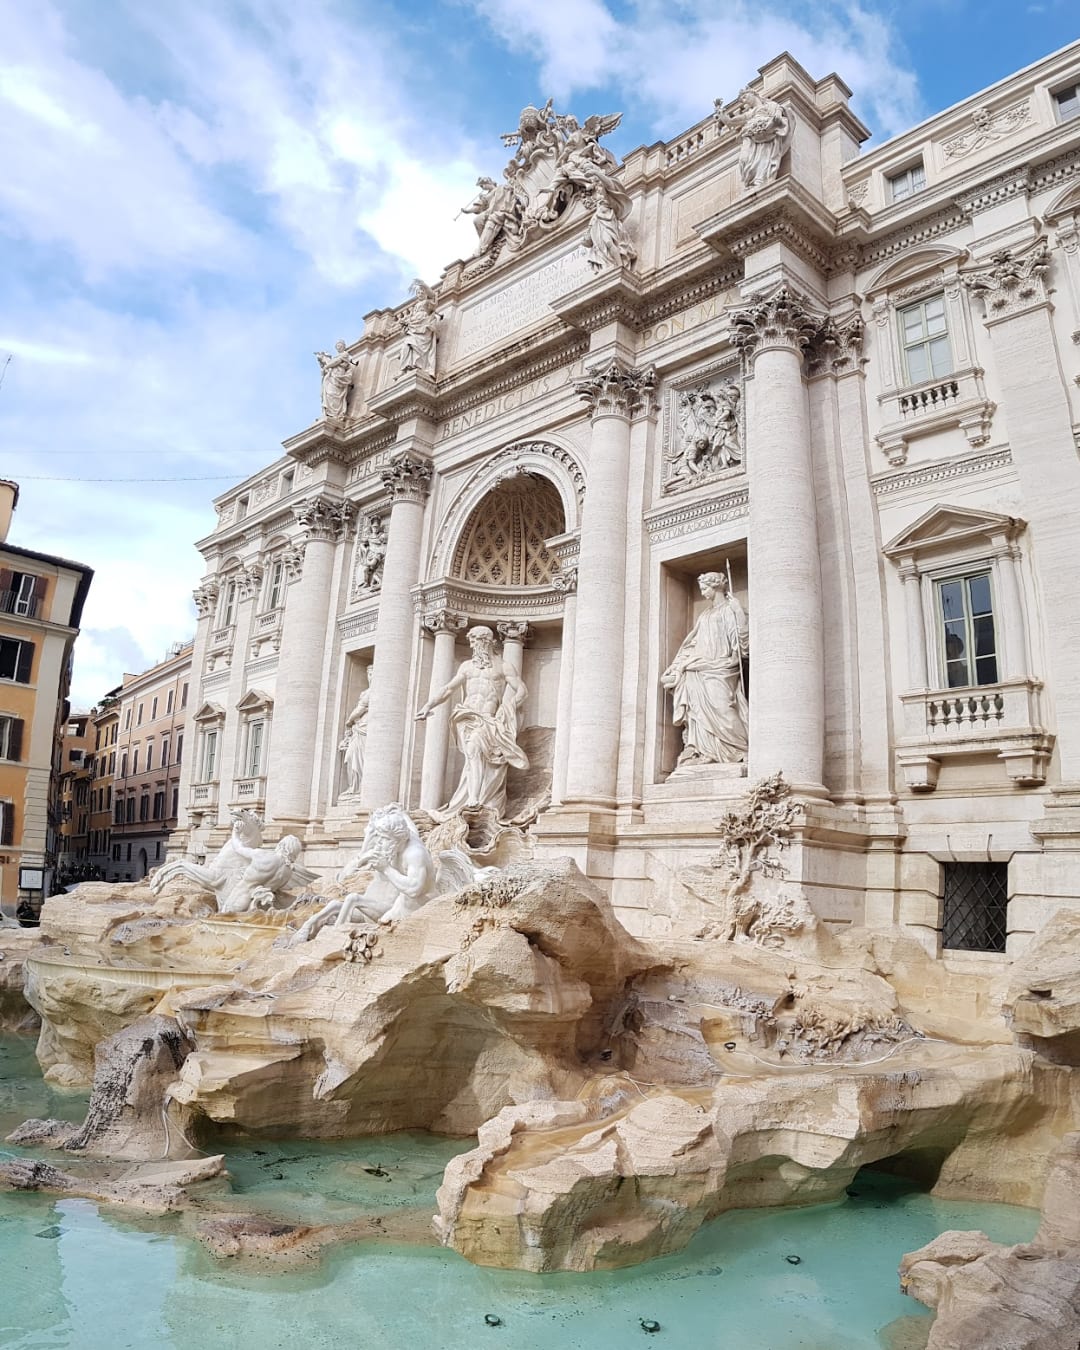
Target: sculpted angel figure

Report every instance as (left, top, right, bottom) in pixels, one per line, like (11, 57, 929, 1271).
(397, 279, 440, 378)
(315, 340, 358, 421)
(714, 87, 791, 191)
(662, 572, 749, 766)
(416, 625, 528, 819)
(461, 169, 527, 255)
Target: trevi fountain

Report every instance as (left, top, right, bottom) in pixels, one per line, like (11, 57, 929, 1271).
(7, 40, 1080, 1350)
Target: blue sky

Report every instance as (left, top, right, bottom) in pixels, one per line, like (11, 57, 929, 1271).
(1, 0, 1076, 706)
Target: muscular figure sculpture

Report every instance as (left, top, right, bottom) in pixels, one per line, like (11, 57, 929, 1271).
(416, 625, 528, 818)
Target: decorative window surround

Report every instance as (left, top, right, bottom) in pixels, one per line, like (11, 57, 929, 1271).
(868, 249, 996, 467)
(232, 690, 273, 810)
(884, 505, 1053, 792)
(190, 702, 226, 812)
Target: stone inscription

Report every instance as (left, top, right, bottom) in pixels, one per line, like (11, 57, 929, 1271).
(440, 360, 587, 442)
(641, 290, 737, 347)
(456, 248, 592, 360)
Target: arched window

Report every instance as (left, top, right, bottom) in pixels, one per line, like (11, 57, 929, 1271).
(451, 476, 564, 587)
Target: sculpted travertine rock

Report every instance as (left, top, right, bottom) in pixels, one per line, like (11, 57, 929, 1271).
(1004, 906, 1080, 1059)
(0, 924, 42, 1031)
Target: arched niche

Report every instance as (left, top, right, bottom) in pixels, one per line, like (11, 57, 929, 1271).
(451, 474, 565, 587)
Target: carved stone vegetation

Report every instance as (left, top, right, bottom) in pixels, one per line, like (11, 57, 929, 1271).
(192, 580, 219, 620)
(575, 359, 657, 419)
(382, 452, 433, 504)
(962, 240, 1051, 319)
(293, 495, 355, 543)
(729, 287, 823, 359)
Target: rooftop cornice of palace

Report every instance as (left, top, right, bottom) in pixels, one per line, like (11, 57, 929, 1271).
(282, 419, 397, 470)
(696, 179, 838, 274)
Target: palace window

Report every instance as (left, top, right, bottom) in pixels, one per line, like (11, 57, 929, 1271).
(0, 715, 24, 761)
(936, 571, 998, 688)
(139, 794, 149, 822)
(114, 800, 124, 825)
(235, 690, 273, 783)
(123, 707, 131, 730)
(145, 740, 154, 771)
(152, 792, 164, 820)
(0, 638, 33, 683)
(264, 558, 285, 612)
(219, 580, 238, 628)
(125, 798, 135, 823)
(166, 689, 174, 714)
(112, 843, 121, 861)
(137, 703, 144, 726)
(160, 736, 170, 767)
(0, 571, 39, 617)
(0, 800, 13, 846)
(131, 748, 139, 775)
(898, 294, 952, 385)
(151, 697, 158, 720)
(888, 160, 926, 202)
(202, 730, 219, 782)
(1054, 82, 1080, 122)
(244, 719, 265, 777)
(119, 752, 128, 778)
(942, 861, 1008, 953)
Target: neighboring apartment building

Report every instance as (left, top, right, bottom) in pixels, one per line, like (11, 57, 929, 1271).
(0, 479, 93, 911)
(178, 42, 1080, 963)
(56, 711, 94, 876)
(111, 643, 192, 880)
(87, 691, 120, 879)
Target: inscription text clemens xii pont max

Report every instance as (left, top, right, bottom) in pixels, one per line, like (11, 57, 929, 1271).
(455, 249, 593, 360)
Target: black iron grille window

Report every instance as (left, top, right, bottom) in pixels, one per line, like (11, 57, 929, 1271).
(942, 861, 1008, 953)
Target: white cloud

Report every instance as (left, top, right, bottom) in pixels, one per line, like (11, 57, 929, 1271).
(465, 0, 920, 138)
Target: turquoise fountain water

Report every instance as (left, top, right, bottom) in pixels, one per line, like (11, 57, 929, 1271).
(0, 1036, 1037, 1350)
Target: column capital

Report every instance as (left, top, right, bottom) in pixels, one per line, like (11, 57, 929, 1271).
(575, 358, 657, 421)
(423, 609, 468, 637)
(236, 562, 264, 599)
(192, 579, 219, 619)
(729, 286, 823, 362)
(382, 451, 433, 504)
(962, 239, 1051, 322)
(497, 620, 531, 644)
(281, 542, 306, 582)
(293, 493, 355, 542)
(552, 564, 578, 595)
(804, 311, 865, 377)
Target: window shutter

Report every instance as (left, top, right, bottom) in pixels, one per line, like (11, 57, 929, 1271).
(1, 802, 13, 846)
(15, 641, 33, 684)
(0, 568, 12, 595)
(9, 718, 23, 762)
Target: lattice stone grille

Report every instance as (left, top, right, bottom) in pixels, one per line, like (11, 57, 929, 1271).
(941, 861, 1008, 953)
(452, 478, 564, 587)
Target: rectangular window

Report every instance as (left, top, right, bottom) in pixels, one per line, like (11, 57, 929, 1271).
(106, 786, 112, 808)
(203, 730, 219, 782)
(0, 637, 33, 683)
(266, 560, 284, 611)
(1055, 83, 1080, 122)
(145, 741, 154, 771)
(176, 734, 183, 765)
(109, 751, 115, 774)
(151, 697, 158, 720)
(123, 708, 131, 731)
(888, 160, 926, 202)
(181, 683, 188, 709)
(139, 795, 149, 822)
(221, 581, 237, 628)
(160, 736, 170, 767)
(137, 703, 144, 726)
(280, 469, 294, 497)
(114, 801, 124, 825)
(0, 716, 24, 761)
(898, 294, 952, 385)
(236, 496, 249, 521)
(112, 843, 121, 861)
(125, 798, 135, 823)
(131, 748, 139, 775)
(119, 753, 128, 778)
(0, 800, 13, 846)
(126, 843, 132, 861)
(936, 571, 998, 688)
(245, 720, 265, 777)
(942, 861, 1008, 953)
(153, 792, 165, 820)
(166, 689, 174, 714)
(171, 786, 179, 817)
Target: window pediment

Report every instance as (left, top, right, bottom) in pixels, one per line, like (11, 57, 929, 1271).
(884, 505, 1024, 565)
(866, 245, 967, 297)
(192, 701, 226, 725)
(236, 688, 273, 714)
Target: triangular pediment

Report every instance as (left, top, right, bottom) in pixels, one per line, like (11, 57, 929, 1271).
(884, 505, 1024, 560)
(192, 700, 226, 724)
(236, 688, 274, 714)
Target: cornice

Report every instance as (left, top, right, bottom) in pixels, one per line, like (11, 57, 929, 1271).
(643, 485, 749, 542)
(870, 445, 1014, 497)
(695, 178, 838, 272)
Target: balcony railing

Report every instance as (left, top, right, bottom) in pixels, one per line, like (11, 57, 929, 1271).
(0, 590, 40, 618)
(230, 776, 267, 806)
(876, 366, 995, 467)
(189, 782, 219, 811)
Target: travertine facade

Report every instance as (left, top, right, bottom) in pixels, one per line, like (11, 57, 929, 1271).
(176, 43, 1080, 961)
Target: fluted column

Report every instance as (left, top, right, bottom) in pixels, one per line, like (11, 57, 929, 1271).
(562, 361, 656, 809)
(550, 567, 578, 806)
(899, 565, 928, 690)
(419, 609, 467, 811)
(267, 496, 353, 825)
(732, 288, 825, 792)
(360, 453, 432, 809)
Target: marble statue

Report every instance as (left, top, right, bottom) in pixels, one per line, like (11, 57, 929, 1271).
(461, 171, 527, 256)
(714, 87, 791, 190)
(339, 671, 370, 797)
(416, 625, 529, 818)
(315, 340, 358, 422)
(582, 169, 637, 272)
(294, 803, 487, 938)
(673, 383, 742, 478)
(352, 516, 387, 596)
(397, 279, 440, 378)
(662, 571, 749, 766)
(150, 812, 316, 913)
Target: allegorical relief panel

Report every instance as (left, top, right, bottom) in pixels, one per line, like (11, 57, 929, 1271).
(662, 367, 745, 495)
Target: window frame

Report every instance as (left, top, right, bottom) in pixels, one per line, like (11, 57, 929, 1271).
(934, 569, 999, 690)
(1053, 81, 1079, 123)
(896, 292, 954, 387)
(0, 637, 34, 684)
(887, 159, 926, 203)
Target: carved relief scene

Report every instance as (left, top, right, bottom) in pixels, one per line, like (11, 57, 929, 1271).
(663, 371, 744, 492)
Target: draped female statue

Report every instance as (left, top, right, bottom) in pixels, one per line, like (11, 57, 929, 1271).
(662, 572, 749, 766)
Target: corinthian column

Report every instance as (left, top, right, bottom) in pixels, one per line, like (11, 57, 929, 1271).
(731, 288, 826, 792)
(359, 453, 432, 809)
(562, 360, 656, 810)
(268, 495, 354, 826)
(419, 609, 467, 810)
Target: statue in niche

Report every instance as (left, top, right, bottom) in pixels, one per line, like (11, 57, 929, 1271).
(672, 382, 742, 479)
(315, 340, 358, 422)
(294, 803, 494, 938)
(352, 516, 387, 596)
(415, 625, 529, 819)
(397, 279, 441, 378)
(662, 571, 749, 767)
(339, 668, 370, 797)
(460, 169, 527, 256)
(714, 88, 791, 191)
